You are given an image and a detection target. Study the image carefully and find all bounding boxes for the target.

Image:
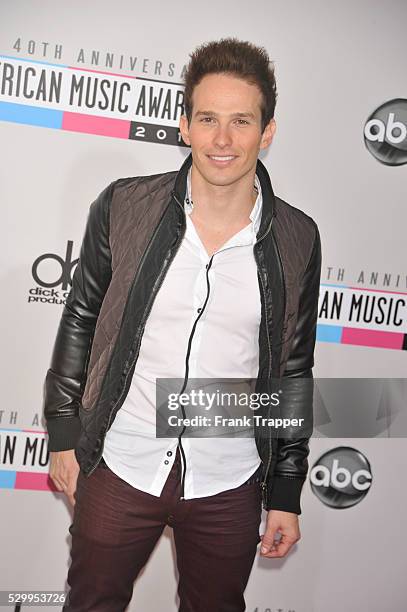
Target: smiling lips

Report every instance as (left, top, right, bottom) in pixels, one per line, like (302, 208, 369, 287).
(207, 154, 237, 165)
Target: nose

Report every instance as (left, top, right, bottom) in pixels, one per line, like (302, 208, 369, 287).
(213, 123, 233, 148)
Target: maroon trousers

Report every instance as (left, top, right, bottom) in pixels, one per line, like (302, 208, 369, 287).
(63, 449, 262, 611)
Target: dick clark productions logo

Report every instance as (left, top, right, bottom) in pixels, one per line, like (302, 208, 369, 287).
(28, 240, 78, 305)
(364, 98, 407, 166)
(310, 446, 372, 509)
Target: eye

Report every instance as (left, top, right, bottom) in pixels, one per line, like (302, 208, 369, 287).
(200, 117, 214, 123)
(236, 119, 249, 125)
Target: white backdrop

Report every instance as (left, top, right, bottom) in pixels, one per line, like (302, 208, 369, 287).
(1, 1, 406, 611)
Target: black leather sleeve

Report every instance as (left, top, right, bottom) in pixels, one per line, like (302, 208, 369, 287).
(42, 182, 115, 452)
(266, 221, 322, 514)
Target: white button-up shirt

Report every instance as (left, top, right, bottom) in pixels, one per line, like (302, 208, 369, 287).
(102, 168, 263, 498)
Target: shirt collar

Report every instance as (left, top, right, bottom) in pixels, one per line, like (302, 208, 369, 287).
(184, 167, 263, 238)
(251, 174, 262, 237)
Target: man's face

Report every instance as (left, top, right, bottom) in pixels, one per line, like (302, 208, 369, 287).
(179, 73, 276, 188)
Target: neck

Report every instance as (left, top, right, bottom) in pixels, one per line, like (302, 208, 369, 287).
(189, 162, 258, 226)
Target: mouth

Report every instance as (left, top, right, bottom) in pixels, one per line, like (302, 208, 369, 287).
(207, 154, 238, 166)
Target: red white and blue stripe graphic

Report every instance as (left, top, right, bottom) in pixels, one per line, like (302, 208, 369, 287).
(0, 54, 186, 146)
(317, 283, 407, 350)
(0, 428, 58, 491)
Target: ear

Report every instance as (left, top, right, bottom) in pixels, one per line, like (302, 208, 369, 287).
(179, 114, 191, 146)
(260, 118, 276, 150)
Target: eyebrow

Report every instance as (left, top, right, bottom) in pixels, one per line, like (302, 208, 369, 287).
(194, 110, 256, 120)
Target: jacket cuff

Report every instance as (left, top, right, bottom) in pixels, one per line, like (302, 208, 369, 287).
(265, 475, 306, 514)
(46, 416, 82, 452)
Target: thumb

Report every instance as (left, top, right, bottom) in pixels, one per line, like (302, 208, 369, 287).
(260, 527, 277, 554)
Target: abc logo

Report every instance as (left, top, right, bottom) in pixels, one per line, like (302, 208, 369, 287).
(364, 98, 407, 166)
(310, 446, 372, 509)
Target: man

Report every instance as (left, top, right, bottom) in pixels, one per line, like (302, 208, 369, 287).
(43, 38, 321, 611)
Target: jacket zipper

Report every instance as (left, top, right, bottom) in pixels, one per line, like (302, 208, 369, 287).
(253, 217, 275, 507)
(86, 191, 186, 476)
(262, 225, 287, 507)
(257, 221, 287, 508)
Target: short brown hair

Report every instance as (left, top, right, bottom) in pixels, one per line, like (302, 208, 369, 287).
(183, 37, 277, 132)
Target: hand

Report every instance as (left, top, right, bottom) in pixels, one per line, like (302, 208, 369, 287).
(259, 509, 300, 558)
(49, 449, 80, 508)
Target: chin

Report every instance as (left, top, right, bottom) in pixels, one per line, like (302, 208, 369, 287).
(202, 171, 242, 187)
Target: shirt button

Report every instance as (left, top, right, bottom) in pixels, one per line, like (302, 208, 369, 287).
(164, 460, 169, 465)
(167, 451, 173, 456)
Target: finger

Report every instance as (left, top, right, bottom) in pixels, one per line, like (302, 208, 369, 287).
(260, 530, 278, 555)
(59, 468, 70, 489)
(67, 491, 76, 508)
(52, 471, 69, 489)
(263, 536, 294, 558)
(51, 478, 65, 492)
(260, 540, 279, 556)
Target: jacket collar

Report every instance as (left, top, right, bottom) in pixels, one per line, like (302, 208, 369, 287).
(173, 152, 276, 240)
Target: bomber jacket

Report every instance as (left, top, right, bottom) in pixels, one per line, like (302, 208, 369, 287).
(43, 152, 322, 515)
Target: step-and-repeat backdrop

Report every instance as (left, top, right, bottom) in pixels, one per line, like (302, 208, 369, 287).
(1, 1, 406, 611)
